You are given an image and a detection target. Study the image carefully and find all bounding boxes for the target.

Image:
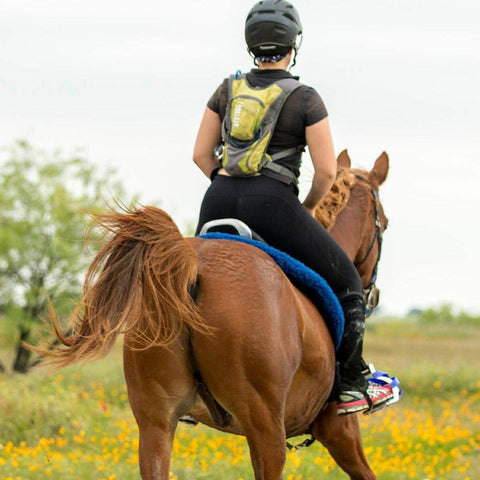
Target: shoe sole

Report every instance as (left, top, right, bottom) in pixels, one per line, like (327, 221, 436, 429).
(337, 393, 394, 416)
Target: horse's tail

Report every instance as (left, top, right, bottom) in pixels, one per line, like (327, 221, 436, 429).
(40, 206, 206, 369)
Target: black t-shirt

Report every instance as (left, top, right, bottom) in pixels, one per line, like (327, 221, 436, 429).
(207, 69, 328, 179)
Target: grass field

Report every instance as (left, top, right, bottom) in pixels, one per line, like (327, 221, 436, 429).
(0, 318, 479, 480)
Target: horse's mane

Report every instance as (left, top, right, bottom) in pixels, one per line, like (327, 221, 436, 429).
(314, 168, 354, 230)
(315, 168, 375, 230)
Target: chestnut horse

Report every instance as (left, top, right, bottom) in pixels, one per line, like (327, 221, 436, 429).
(42, 150, 389, 480)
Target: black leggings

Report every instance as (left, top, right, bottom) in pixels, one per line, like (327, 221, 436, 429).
(195, 175, 362, 296)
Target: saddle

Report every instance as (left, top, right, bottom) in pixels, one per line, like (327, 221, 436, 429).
(198, 218, 345, 350)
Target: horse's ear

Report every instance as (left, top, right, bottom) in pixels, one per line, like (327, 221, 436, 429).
(337, 149, 351, 169)
(370, 151, 389, 185)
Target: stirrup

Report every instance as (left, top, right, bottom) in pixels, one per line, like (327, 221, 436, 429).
(363, 363, 402, 415)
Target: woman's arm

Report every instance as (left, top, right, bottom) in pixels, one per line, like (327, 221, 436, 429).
(303, 116, 337, 215)
(193, 107, 222, 179)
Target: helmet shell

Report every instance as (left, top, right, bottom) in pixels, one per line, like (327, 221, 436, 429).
(245, 0, 302, 56)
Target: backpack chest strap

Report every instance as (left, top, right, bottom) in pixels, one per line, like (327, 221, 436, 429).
(261, 145, 304, 184)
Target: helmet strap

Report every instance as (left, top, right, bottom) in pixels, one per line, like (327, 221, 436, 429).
(288, 33, 302, 71)
(288, 49, 298, 72)
(296, 32, 304, 51)
(248, 49, 259, 66)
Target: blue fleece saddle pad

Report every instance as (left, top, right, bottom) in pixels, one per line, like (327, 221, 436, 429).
(198, 232, 344, 350)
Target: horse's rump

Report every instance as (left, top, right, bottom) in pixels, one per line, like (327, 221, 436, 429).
(187, 238, 336, 436)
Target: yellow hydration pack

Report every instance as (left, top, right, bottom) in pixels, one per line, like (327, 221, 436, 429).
(221, 73, 303, 184)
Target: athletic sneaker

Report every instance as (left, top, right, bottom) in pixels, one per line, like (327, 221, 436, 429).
(337, 383, 394, 416)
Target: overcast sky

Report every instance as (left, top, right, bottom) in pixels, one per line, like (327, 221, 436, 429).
(1, 0, 479, 315)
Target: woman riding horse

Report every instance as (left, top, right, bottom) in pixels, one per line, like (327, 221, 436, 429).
(193, 0, 393, 415)
(37, 155, 393, 480)
(35, 3, 400, 478)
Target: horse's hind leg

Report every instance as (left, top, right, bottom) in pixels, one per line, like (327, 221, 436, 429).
(236, 393, 287, 480)
(194, 341, 290, 480)
(124, 345, 197, 480)
(312, 403, 376, 480)
(137, 422, 175, 480)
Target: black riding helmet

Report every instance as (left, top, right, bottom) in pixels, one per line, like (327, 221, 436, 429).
(245, 0, 303, 59)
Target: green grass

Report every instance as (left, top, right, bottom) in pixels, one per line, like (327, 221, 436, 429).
(365, 319, 480, 400)
(0, 347, 127, 445)
(0, 318, 479, 479)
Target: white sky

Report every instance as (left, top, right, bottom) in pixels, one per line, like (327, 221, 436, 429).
(1, 0, 479, 315)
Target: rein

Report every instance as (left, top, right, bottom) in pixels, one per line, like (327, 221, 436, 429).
(353, 174, 384, 316)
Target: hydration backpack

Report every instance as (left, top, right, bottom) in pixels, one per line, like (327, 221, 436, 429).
(221, 73, 303, 184)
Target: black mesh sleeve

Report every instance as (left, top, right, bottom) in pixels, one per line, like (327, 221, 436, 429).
(302, 86, 328, 126)
(207, 78, 229, 119)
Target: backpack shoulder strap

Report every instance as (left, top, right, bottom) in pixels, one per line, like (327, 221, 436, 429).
(274, 77, 303, 94)
(259, 78, 304, 185)
(222, 73, 248, 141)
(257, 77, 303, 130)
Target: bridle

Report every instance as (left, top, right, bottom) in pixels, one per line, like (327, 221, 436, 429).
(353, 174, 385, 316)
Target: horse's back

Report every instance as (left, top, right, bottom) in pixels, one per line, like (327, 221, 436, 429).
(189, 238, 335, 436)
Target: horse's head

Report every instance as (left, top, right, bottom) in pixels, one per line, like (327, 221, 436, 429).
(317, 150, 389, 313)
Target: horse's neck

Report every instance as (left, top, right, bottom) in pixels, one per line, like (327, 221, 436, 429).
(329, 190, 369, 263)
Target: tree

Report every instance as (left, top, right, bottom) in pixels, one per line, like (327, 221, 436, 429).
(0, 140, 136, 372)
